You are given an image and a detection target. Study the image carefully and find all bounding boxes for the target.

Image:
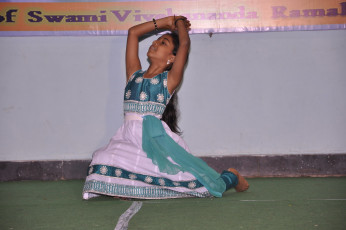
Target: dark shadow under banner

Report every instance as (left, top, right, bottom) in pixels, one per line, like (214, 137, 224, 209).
(1, 0, 346, 36)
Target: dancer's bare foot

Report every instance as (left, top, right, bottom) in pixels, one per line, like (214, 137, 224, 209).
(228, 168, 249, 192)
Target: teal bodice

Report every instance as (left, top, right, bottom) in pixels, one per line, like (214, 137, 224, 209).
(123, 70, 172, 118)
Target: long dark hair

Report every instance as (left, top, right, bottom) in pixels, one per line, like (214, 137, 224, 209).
(161, 93, 181, 134)
(161, 32, 182, 135)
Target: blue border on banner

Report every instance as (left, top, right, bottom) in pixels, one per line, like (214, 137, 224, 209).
(1, 24, 345, 36)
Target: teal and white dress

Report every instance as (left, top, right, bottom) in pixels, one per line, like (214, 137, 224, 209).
(83, 70, 238, 199)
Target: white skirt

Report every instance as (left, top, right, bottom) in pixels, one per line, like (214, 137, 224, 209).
(83, 113, 211, 199)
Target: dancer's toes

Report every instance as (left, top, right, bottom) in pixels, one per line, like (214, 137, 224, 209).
(228, 168, 249, 192)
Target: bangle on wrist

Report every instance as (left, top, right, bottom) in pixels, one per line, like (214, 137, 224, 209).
(175, 18, 185, 27)
(152, 18, 158, 31)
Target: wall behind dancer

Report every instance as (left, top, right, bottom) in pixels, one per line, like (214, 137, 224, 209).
(82, 16, 249, 200)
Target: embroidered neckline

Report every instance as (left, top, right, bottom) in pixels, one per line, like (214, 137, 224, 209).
(142, 70, 167, 79)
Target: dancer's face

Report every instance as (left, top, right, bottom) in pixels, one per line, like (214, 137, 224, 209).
(147, 34, 175, 64)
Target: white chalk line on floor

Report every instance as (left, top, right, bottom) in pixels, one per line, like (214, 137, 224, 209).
(114, 201, 143, 230)
(112, 198, 345, 229)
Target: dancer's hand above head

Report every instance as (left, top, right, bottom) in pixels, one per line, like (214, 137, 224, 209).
(164, 16, 191, 32)
(173, 16, 191, 31)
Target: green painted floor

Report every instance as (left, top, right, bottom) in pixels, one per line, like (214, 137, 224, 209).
(1, 178, 345, 230)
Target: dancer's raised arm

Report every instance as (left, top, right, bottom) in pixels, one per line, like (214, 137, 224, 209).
(167, 17, 190, 93)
